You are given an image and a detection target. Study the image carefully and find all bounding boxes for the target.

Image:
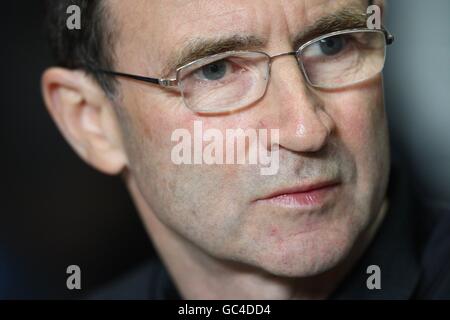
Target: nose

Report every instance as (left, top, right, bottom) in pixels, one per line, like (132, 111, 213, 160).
(264, 55, 336, 153)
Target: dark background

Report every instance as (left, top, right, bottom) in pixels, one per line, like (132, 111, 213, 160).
(0, 1, 154, 299)
(1, 1, 449, 299)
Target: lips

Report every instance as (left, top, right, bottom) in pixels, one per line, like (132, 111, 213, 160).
(255, 179, 340, 208)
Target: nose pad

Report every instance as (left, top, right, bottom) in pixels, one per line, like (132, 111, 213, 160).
(294, 52, 308, 82)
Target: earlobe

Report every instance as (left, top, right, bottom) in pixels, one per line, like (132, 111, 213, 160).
(41, 67, 128, 175)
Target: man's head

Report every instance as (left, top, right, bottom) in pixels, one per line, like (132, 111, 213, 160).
(42, 0, 390, 279)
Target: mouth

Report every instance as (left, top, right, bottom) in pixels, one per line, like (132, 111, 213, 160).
(254, 179, 341, 208)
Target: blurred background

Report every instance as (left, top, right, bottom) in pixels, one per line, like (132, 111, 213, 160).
(1, 1, 449, 299)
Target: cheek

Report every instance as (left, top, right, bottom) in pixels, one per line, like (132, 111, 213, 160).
(325, 81, 389, 189)
(121, 90, 258, 230)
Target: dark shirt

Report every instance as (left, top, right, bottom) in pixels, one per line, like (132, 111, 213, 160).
(89, 166, 450, 299)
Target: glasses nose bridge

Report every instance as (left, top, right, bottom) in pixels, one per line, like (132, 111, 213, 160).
(266, 50, 304, 83)
(267, 51, 298, 68)
(269, 51, 297, 60)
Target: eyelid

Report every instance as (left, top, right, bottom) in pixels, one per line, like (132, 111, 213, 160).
(192, 59, 248, 84)
(303, 41, 347, 57)
(192, 60, 227, 78)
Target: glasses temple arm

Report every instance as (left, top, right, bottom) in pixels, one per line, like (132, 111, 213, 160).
(91, 69, 177, 87)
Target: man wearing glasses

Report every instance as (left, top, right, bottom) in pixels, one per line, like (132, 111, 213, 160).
(42, 0, 450, 299)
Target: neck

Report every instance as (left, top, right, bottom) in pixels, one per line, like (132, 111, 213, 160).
(127, 174, 388, 299)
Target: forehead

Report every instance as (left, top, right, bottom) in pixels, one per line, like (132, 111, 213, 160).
(109, 0, 368, 72)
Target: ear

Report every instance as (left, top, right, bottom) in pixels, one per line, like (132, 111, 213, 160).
(41, 67, 128, 175)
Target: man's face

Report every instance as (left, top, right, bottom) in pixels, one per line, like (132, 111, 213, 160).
(112, 0, 390, 277)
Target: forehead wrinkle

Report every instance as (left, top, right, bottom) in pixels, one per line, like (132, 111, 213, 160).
(157, 4, 267, 76)
(304, 0, 368, 21)
(169, 3, 260, 49)
(174, 5, 253, 32)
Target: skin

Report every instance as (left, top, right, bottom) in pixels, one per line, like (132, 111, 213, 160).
(42, 0, 390, 299)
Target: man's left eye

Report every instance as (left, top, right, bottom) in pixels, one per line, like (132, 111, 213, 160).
(317, 35, 346, 56)
(198, 60, 229, 81)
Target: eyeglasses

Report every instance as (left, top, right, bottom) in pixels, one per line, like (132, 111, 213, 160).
(93, 28, 394, 114)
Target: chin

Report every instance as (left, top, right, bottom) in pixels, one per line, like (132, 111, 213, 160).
(252, 228, 356, 278)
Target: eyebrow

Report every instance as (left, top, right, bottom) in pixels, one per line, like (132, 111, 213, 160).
(293, 7, 368, 49)
(161, 6, 368, 77)
(161, 35, 265, 77)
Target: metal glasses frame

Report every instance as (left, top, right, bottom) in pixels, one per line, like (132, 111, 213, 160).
(91, 27, 394, 90)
